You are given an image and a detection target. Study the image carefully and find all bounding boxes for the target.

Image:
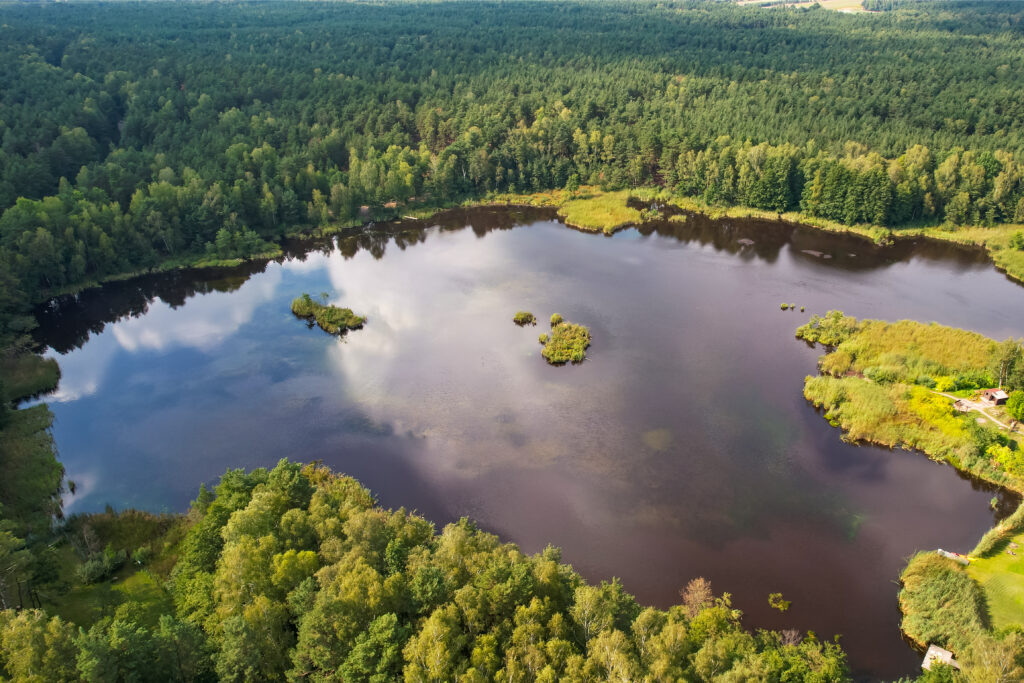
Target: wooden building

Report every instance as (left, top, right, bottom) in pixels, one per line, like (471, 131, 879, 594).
(980, 388, 1009, 405)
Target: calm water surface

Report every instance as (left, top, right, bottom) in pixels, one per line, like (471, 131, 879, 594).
(34, 209, 1024, 679)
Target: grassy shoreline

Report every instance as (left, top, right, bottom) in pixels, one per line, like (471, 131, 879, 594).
(795, 311, 1024, 670)
(26, 187, 1024, 312)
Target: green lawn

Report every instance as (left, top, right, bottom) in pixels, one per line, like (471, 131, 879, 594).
(968, 531, 1024, 631)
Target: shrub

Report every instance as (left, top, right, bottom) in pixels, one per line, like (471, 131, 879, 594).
(989, 443, 1024, 477)
(768, 592, 791, 612)
(291, 293, 365, 335)
(131, 546, 153, 566)
(77, 545, 127, 584)
(780, 303, 789, 310)
(1007, 390, 1024, 422)
(899, 552, 988, 653)
(540, 321, 591, 365)
(795, 310, 859, 347)
(513, 311, 535, 326)
(550, 313, 563, 327)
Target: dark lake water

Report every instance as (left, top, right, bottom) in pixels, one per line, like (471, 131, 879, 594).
(33, 208, 1024, 679)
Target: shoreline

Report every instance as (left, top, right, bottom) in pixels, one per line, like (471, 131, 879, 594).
(795, 313, 1024, 659)
(26, 188, 1024, 312)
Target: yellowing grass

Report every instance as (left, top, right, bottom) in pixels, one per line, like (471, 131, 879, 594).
(903, 223, 1024, 284)
(557, 191, 641, 234)
(844, 319, 1000, 378)
(802, 376, 975, 461)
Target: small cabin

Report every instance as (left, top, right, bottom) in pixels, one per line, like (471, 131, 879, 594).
(980, 388, 1009, 406)
(921, 644, 960, 671)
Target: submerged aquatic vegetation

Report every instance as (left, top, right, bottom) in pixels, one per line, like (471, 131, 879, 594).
(291, 293, 365, 335)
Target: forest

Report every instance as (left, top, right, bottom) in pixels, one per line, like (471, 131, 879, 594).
(4, 0, 1024, 680)
(3, 0, 1024, 347)
(0, 459, 850, 682)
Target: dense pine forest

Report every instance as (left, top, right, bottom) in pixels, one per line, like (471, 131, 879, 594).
(4, 1, 1024, 680)
(3, 0, 1024, 346)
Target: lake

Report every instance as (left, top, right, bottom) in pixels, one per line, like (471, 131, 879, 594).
(33, 207, 1024, 679)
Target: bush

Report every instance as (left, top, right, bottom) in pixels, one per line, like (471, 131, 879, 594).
(899, 552, 988, 653)
(131, 546, 153, 566)
(541, 321, 591, 364)
(989, 443, 1024, 477)
(77, 545, 127, 584)
(795, 310, 859, 347)
(291, 293, 365, 335)
(512, 311, 535, 326)
(1007, 390, 1024, 422)
(550, 313, 563, 327)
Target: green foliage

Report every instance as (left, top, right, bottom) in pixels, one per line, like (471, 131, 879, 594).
(4, 0, 1024, 337)
(796, 310, 860, 348)
(166, 461, 850, 681)
(799, 311, 1009, 390)
(556, 191, 641, 234)
(203, 228, 278, 262)
(549, 313, 563, 327)
(541, 321, 592, 365)
(512, 311, 535, 326)
(0, 354, 60, 403)
(988, 443, 1024, 478)
(77, 545, 127, 585)
(0, 405, 64, 538)
(1007, 390, 1024, 422)
(1010, 231, 1024, 250)
(768, 592, 791, 612)
(291, 293, 365, 335)
(1, 459, 851, 681)
(799, 314, 1024, 489)
(898, 552, 988, 654)
(803, 375, 1019, 489)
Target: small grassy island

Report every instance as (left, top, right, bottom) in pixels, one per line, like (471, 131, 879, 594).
(291, 293, 365, 335)
(797, 311, 1024, 674)
(540, 314, 591, 364)
(512, 310, 535, 326)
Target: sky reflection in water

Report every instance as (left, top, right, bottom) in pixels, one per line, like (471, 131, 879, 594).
(34, 209, 1024, 678)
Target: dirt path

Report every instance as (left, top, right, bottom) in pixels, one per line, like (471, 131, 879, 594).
(934, 391, 1015, 431)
